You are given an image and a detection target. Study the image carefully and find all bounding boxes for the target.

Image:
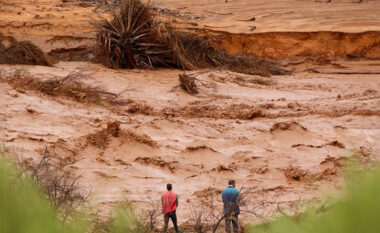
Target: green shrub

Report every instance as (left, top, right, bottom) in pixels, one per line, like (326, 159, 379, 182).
(249, 167, 380, 233)
(105, 201, 153, 233)
(0, 161, 67, 233)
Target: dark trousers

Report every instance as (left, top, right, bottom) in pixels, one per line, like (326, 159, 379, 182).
(225, 212, 238, 233)
(163, 211, 178, 233)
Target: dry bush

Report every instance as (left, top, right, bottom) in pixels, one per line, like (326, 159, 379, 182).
(186, 188, 224, 233)
(189, 204, 208, 233)
(92, 199, 160, 233)
(0, 33, 55, 66)
(166, 28, 286, 76)
(96, 0, 175, 69)
(141, 199, 162, 231)
(96, 0, 287, 76)
(95, 200, 156, 233)
(178, 72, 217, 95)
(179, 73, 198, 94)
(10, 151, 90, 221)
(3, 70, 121, 105)
(185, 186, 264, 233)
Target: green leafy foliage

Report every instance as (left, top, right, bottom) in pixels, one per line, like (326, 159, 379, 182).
(249, 167, 380, 233)
(106, 201, 152, 233)
(0, 161, 66, 233)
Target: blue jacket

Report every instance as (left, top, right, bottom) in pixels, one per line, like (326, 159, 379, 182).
(222, 186, 240, 214)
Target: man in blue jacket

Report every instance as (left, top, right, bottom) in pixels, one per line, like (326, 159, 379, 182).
(222, 180, 240, 233)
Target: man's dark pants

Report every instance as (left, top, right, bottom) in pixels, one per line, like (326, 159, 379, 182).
(163, 211, 179, 233)
(225, 212, 238, 233)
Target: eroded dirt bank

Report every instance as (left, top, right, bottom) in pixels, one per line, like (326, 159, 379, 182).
(210, 31, 380, 60)
(1, 0, 379, 61)
(0, 62, 379, 225)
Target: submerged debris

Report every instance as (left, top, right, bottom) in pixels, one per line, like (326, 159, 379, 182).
(3, 70, 119, 104)
(179, 73, 198, 94)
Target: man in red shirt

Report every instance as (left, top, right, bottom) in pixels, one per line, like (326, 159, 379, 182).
(162, 183, 179, 233)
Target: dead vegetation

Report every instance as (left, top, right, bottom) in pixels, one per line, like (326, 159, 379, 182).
(86, 121, 158, 149)
(283, 165, 339, 183)
(87, 121, 121, 149)
(126, 101, 154, 115)
(186, 145, 217, 152)
(96, 0, 286, 76)
(92, 199, 160, 233)
(124, 129, 158, 147)
(6, 149, 90, 221)
(162, 103, 265, 120)
(2, 69, 121, 105)
(270, 121, 307, 132)
(0, 33, 55, 66)
(178, 72, 217, 95)
(284, 166, 309, 182)
(134, 157, 178, 172)
(248, 77, 276, 86)
(234, 75, 276, 86)
(142, 199, 162, 231)
(184, 186, 267, 233)
(179, 73, 198, 94)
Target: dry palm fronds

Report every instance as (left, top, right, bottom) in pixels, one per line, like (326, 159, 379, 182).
(97, 0, 288, 76)
(0, 33, 55, 66)
(97, 0, 176, 69)
(4, 70, 120, 104)
(166, 28, 287, 76)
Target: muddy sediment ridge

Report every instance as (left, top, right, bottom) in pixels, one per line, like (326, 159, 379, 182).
(0, 0, 380, 229)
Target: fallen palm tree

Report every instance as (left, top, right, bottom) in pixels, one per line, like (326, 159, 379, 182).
(97, 0, 287, 76)
(0, 33, 55, 66)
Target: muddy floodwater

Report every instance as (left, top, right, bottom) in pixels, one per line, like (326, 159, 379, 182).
(0, 0, 379, 227)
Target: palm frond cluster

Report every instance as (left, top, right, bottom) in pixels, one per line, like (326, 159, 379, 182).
(97, 0, 286, 76)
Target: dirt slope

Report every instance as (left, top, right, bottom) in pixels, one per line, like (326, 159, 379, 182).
(1, 0, 379, 60)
